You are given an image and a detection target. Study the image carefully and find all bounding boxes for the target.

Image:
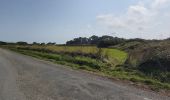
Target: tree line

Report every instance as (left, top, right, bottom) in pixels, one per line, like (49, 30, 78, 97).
(1, 35, 169, 47)
(66, 35, 126, 47)
(0, 41, 57, 46)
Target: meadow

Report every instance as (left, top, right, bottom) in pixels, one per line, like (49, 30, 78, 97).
(15, 45, 128, 67)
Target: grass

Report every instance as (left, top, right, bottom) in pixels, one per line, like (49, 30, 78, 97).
(102, 48, 127, 64)
(7, 45, 128, 67)
(21, 45, 99, 54)
(111, 41, 144, 51)
(6, 45, 170, 91)
(12, 49, 106, 71)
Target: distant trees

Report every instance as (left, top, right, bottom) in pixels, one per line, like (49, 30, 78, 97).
(30, 42, 56, 45)
(165, 37, 170, 40)
(16, 41, 28, 45)
(89, 35, 99, 44)
(66, 35, 125, 47)
(47, 42, 56, 45)
(0, 41, 29, 45)
(32, 42, 40, 45)
(66, 37, 89, 45)
(97, 36, 125, 47)
(1, 34, 168, 47)
(40, 43, 46, 45)
(0, 41, 7, 45)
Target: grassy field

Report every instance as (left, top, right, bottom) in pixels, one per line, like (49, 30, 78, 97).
(13, 45, 128, 67)
(3, 45, 170, 91)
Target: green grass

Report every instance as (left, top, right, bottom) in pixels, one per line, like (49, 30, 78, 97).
(5, 45, 128, 67)
(8, 47, 170, 91)
(14, 49, 106, 71)
(103, 48, 127, 64)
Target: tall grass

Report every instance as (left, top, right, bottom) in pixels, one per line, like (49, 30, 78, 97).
(13, 45, 128, 67)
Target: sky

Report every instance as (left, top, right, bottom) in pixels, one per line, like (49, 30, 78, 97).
(0, 0, 170, 43)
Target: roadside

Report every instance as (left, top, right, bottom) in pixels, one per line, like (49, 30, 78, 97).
(3, 47, 170, 96)
(0, 48, 169, 100)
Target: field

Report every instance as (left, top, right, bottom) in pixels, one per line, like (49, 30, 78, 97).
(14, 45, 128, 67)
(3, 45, 170, 91)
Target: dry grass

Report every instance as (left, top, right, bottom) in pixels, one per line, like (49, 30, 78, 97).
(14, 45, 128, 66)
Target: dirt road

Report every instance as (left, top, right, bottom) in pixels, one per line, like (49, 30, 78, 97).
(0, 48, 169, 100)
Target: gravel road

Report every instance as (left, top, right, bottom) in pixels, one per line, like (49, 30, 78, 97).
(0, 48, 169, 100)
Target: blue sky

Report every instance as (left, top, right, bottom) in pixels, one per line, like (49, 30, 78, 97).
(0, 0, 170, 43)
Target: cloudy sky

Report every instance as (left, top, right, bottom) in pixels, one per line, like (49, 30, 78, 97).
(0, 0, 170, 43)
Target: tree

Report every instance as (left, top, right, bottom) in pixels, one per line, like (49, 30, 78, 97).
(16, 41, 28, 45)
(66, 37, 90, 45)
(66, 35, 125, 46)
(47, 42, 56, 45)
(0, 41, 7, 45)
(40, 43, 46, 45)
(32, 42, 40, 45)
(89, 35, 99, 44)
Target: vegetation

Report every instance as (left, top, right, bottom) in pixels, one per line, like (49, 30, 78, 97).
(16, 41, 28, 45)
(2, 45, 169, 91)
(1, 35, 170, 91)
(126, 40, 170, 83)
(66, 35, 125, 47)
(0, 41, 7, 45)
(5, 45, 127, 67)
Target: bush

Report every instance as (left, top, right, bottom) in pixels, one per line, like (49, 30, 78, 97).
(127, 40, 170, 83)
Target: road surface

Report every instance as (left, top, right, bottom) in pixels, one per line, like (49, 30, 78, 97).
(0, 48, 169, 100)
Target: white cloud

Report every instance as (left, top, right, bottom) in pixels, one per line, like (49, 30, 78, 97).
(97, 14, 126, 29)
(127, 4, 151, 23)
(151, 0, 168, 9)
(96, 0, 170, 39)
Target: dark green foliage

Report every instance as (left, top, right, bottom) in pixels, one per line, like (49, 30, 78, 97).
(32, 42, 40, 45)
(66, 35, 125, 47)
(16, 41, 28, 45)
(66, 37, 90, 45)
(89, 35, 99, 44)
(47, 42, 56, 45)
(0, 41, 7, 45)
(97, 37, 124, 48)
(40, 43, 46, 45)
